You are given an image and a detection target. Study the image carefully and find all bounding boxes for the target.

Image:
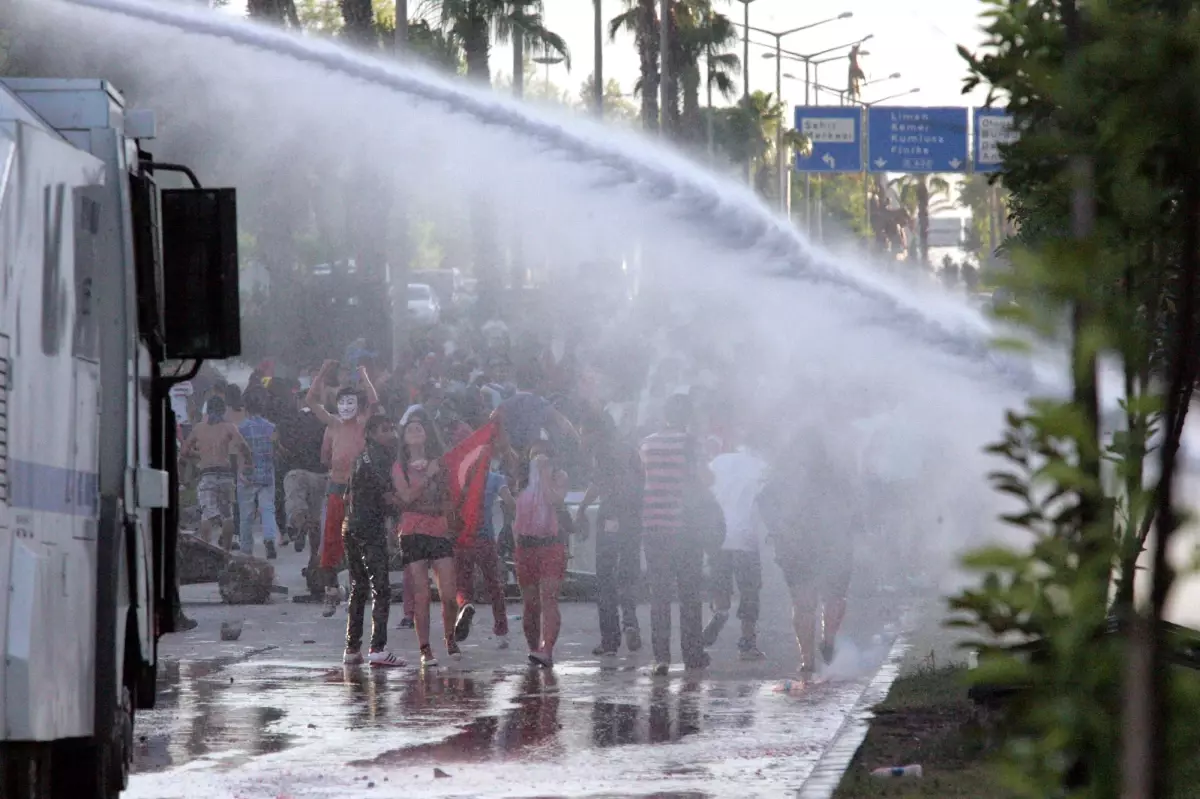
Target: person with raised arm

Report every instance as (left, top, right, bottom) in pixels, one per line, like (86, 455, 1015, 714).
(306, 359, 379, 617)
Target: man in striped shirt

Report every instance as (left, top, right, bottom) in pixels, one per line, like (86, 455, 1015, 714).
(640, 393, 713, 675)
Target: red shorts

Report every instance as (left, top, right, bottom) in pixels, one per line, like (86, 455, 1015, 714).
(320, 493, 347, 569)
(515, 542, 567, 587)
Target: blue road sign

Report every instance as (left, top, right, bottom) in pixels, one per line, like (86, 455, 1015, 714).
(974, 108, 1018, 173)
(794, 106, 862, 173)
(867, 106, 969, 173)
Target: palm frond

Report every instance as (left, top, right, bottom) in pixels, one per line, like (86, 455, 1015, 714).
(608, 7, 639, 41)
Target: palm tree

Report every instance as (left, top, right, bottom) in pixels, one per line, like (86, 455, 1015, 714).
(675, 2, 739, 145)
(889, 174, 953, 265)
(610, 0, 660, 131)
(507, 0, 571, 97)
(437, 0, 568, 85)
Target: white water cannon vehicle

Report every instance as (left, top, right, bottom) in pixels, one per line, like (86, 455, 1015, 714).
(0, 79, 241, 798)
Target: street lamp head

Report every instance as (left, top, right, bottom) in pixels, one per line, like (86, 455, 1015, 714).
(889, 72, 901, 79)
(761, 52, 776, 59)
(837, 11, 853, 19)
(783, 72, 798, 79)
(909, 87, 921, 94)
(860, 34, 875, 42)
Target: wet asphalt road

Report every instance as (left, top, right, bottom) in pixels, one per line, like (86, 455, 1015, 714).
(129, 545, 904, 799)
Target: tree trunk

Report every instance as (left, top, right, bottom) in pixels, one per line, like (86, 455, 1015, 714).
(464, 18, 491, 83)
(917, 179, 930, 265)
(636, 0, 659, 131)
(513, 35, 524, 97)
(339, 0, 376, 46)
(680, 64, 700, 143)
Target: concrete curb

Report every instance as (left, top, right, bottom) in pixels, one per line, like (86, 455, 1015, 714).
(795, 619, 914, 798)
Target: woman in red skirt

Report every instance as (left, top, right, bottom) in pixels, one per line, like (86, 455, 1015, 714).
(514, 446, 569, 668)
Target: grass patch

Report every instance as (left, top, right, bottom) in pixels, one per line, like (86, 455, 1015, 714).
(834, 664, 1013, 798)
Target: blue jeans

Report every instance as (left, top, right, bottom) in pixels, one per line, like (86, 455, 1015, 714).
(238, 482, 278, 555)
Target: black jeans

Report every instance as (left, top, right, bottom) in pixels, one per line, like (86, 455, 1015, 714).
(643, 534, 704, 667)
(595, 514, 642, 650)
(344, 524, 391, 652)
(711, 549, 762, 624)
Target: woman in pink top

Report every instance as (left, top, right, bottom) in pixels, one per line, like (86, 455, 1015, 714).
(514, 445, 570, 668)
(393, 418, 471, 668)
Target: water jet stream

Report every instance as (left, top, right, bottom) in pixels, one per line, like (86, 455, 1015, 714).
(30, 0, 1034, 391)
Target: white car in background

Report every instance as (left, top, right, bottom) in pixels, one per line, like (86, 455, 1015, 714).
(407, 282, 441, 325)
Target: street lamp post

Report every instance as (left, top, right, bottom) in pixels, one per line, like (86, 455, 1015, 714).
(840, 72, 900, 105)
(532, 45, 564, 96)
(594, 0, 603, 117)
(660, 0, 671, 135)
(734, 12, 852, 213)
(862, 87, 920, 105)
(762, 33, 872, 228)
(733, 0, 757, 183)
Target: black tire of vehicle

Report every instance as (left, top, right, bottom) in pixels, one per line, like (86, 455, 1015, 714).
(49, 684, 131, 799)
(0, 743, 53, 799)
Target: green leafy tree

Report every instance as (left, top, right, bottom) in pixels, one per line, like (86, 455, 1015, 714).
(948, 0, 1200, 796)
(579, 75, 640, 124)
(890, 173, 952, 265)
(958, 172, 1010, 262)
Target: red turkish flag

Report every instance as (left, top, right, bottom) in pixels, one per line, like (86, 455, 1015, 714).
(444, 419, 499, 547)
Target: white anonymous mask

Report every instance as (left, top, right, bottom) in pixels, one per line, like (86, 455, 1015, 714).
(337, 395, 359, 420)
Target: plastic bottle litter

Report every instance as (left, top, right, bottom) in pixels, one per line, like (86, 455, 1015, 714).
(772, 680, 807, 695)
(871, 764, 923, 778)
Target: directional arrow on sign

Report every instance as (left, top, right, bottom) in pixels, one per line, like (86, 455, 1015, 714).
(874, 158, 887, 169)
(949, 158, 962, 169)
(822, 153, 836, 168)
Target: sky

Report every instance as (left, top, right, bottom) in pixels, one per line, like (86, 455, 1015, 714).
(223, 0, 996, 111)
(512, 0, 994, 110)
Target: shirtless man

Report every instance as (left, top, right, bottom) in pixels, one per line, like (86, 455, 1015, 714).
(306, 359, 379, 616)
(181, 396, 251, 549)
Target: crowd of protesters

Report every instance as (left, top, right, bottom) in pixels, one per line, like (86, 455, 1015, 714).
(171, 307, 864, 684)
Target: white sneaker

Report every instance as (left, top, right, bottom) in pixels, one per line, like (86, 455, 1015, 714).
(367, 650, 406, 668)
(496, 635, 510, 650)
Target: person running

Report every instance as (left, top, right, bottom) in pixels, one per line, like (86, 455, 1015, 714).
(703, 439, 768, 660)
(237, 388, 280, 559)
(514, 447, 570, 668)
(454, 461, 514, 650)
(576, 411, 644, 657)
(393, 417, 471, 667)
(276, 383, 329, 594)
(342, 415, 406, 668)
(758, 435, 856, 683)
(640, 393, 712, 676)
(181, 395, 250, 550)
(306, 359, 379, 617)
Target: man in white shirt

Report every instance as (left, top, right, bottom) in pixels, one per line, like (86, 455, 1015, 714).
(702, 443, 768, 660)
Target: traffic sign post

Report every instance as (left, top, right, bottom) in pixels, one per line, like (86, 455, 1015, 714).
(866, 106, 969, 173)
(974, 108, 1017, 173)
(793, 106, 863, 173)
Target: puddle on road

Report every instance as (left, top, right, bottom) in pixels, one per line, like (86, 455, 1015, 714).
(130, 623, 892, 799)
(133, 655, 801, 776)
